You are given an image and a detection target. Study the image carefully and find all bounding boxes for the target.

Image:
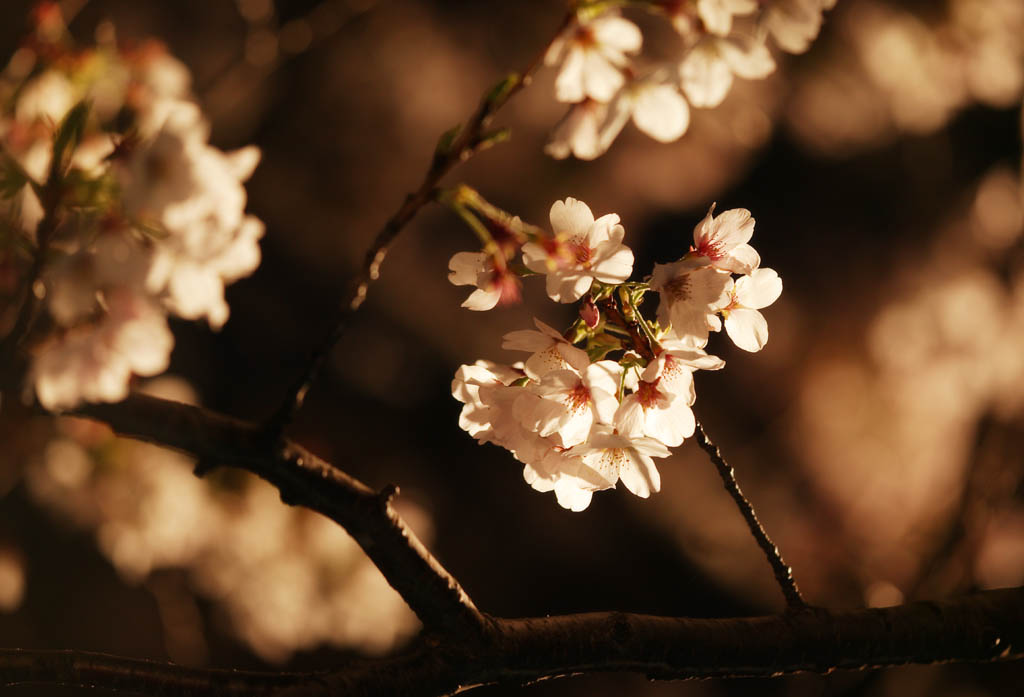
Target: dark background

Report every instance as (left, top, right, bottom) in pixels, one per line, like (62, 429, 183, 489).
(1, 0, 1023, 695)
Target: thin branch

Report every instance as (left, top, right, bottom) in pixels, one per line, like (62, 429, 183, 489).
(77, 393, 489, 640)
(4, 587, 1023, 696)
(694, 420, 807, 610)
(263, 10, 574, 436)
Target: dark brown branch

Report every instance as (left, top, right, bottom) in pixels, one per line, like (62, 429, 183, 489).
(0, 648, 309, 696)
(264, 11, 574, 436)
(694, 420, 807, 610)
(78, 393, 488, 639)
(4, 587, 1023, 695)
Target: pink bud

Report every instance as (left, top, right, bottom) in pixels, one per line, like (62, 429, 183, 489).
(580, 297, 600, 328)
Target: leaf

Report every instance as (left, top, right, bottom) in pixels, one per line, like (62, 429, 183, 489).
(485, 73, 520, 108)
(50, 99, 92, 178)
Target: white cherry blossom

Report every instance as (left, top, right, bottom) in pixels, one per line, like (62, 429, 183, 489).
(502, 318, 590, 380)
(545, 12, 642, 104)
(514, 360, 621, 448)
(522, 197, 634, 303)
(691, 204, 760, 274)
(763, 0, 837, 54)
(565, 424, 671, 500)
(649, 257, 732, 346)
(447, 252, 521, 311)
(32, 290, 173, 410)
(599, 77, 691, 149)
(697, 0, 759, 37)
(680, 35, 776, 108)
(717, 267, 783, 352)
(545, 99, 608, 161)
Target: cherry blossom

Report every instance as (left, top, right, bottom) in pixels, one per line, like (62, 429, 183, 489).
(763, 0, 837, 54)
(545, 99, 608, 161)
(545, 12, 642, 104)
(599, 77, 691, 149)
(447, 252, 521, 311)
(649, 257, 732, 346)
(691, 204, 761, 274)
(716, 268, 784, 352)
(514, 360, 621, 448)
(522, 197, 634, 303)
(680, 35, 776, 108)
(565, 425, 670, 501)
(502, 318, 590, 380)
(697, 0, 760, 37)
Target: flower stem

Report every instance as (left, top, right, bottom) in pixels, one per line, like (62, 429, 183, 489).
(694, 420, 808, 610)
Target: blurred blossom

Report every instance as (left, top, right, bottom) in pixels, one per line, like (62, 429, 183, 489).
(26, 376, 425, 661)
(786, 0, 1024, 155)
(791, 175, 1024, 595)
(0, 548, 26, 612)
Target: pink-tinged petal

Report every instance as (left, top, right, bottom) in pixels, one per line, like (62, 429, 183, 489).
(680, 44, 733, 108)
(586, 360, 622, 397)
(550, 197, 596, 239)
(554, 46, 586, 103)
(462, 287, 501, 311)
(724, 307, 769, 352)
(592, 16, 643, 54)
(582, 50, 625, 103)
(592, 246, 634, 284)
(524, 346, 566, 380)
(696, 206, 755, 252)
(632, 84, 690, 142)
(546, 272, 593, 303)
(720, 243, 760, 274)
(618, 450, 661, 498)
(735, 267, 782, 309)
(502, 329, 551, 353)
(557, 409, 594, 448)
(521, 241, 549, 273)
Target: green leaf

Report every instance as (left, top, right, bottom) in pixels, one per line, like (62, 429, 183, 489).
(434, 123, 463, 158)
(51, 99, 92, 178)
(485, 73, 520, 108)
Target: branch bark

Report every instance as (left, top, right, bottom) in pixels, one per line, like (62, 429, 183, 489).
(78, 393, 489, 640)
(4, 587, 1023, 695)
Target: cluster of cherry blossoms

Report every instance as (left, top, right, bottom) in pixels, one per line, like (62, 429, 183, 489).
(544, 0, 836, 160)
(0, 6, 263, 410)
(450, 194, 781, 510)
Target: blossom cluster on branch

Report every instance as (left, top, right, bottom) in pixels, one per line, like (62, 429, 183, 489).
(543, 0, 836, 159)
(449, 191, 780, 510)
(0, 6, 263, 410)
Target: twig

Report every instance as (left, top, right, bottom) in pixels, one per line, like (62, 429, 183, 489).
(694, 420, 807, 610)
(263, 10, 574, 437)
(3, 587, 1023, 695)
(77, 393, 488, 639)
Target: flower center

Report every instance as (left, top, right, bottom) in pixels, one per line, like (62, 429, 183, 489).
(564, 382, 591, 414)
(664, 275, 690, 301)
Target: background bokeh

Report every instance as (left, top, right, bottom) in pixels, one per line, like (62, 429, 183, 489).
(1, 0, 1023, 695)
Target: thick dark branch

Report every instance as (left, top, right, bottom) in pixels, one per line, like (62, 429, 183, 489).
(264, 11, 573, 435)
(78, 393, 488, 639)
(5, 588, 1023, 696)
(0, 648, 308, 696)
(694, 421, 807, 609)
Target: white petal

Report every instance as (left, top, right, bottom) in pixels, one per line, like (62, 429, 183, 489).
(550, 198, 596, 239)
(592, 16, 643, 53)
(720, 38, 776, 80)
(582, 51, 625, 103)
(554, 46, 586, 103)
(680, 44, 733, 108)
(632, 84, 690, 142)
(618, 450, 661, 498)
(721, 243, 760, 274)
(724, 308, 769, 352)
(462, 287, 501, 311)
(545, 272, 593, 303)
(448, 252, 487, 286)
(735, 268, 782, 309)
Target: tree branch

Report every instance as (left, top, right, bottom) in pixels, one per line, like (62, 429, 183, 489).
(694, 420, 807, 610)
(263, 10, 574, 436)
(77, 393, 489, 639)
(4, 587, 1023, 695)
